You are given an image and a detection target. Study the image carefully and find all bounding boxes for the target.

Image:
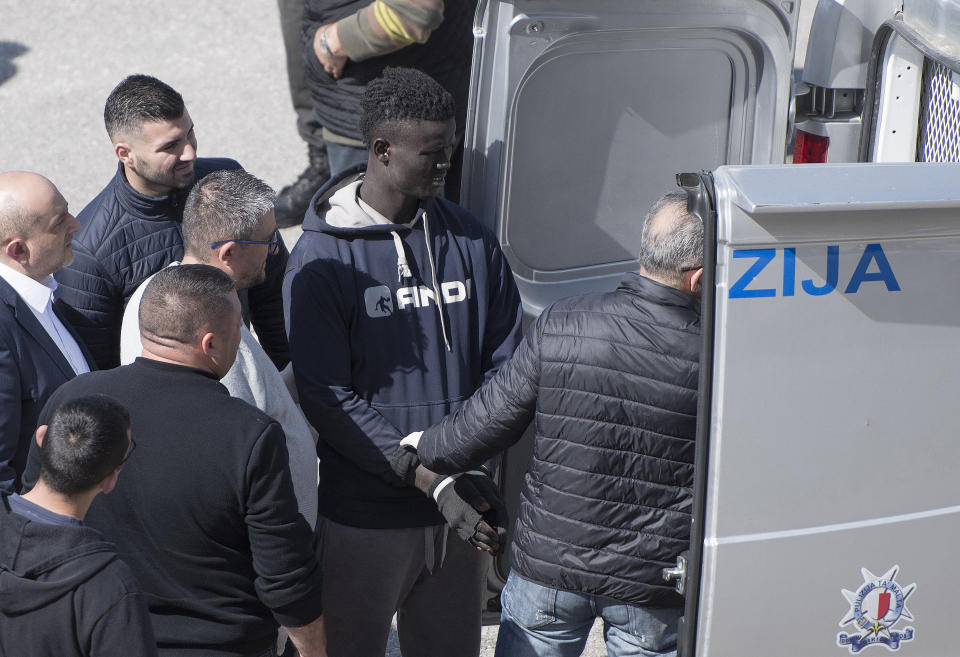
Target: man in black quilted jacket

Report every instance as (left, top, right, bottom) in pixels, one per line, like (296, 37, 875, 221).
(399, 191, 703, 657)
(54, 75, 290, 370)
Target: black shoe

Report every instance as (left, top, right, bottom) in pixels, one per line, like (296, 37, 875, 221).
(275, 144, 331, 228)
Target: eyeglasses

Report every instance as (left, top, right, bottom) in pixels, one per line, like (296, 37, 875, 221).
(119, 437, 137, 466)
(211, 229, 282, 256)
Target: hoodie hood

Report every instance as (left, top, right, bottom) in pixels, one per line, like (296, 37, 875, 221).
(303, 170, 423, 237)
(304, 176, 452, 351)
(0, 496, 118, 614)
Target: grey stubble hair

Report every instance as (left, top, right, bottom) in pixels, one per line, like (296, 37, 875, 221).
(181, 169, 275, 257)
(637, 191, 704, 286)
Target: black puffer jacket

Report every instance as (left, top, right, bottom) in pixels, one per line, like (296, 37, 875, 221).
(56, 160, 290, 370)
(418, 273, 701, 607)
(302, 0, 476, 142)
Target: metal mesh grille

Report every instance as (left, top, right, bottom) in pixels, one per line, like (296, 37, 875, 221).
(917, 60, 960, 162)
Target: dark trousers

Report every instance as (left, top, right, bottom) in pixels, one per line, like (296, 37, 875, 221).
(318, 517, 488, 657)
(277, 0, 324, 148)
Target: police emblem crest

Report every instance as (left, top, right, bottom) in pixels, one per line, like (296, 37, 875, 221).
(837, 566, 916, 653)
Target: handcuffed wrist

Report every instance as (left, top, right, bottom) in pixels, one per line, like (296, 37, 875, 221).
(428, 473, 460, 502)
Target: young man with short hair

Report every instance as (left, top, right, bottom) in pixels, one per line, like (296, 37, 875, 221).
(0, 395, 159, 657)
(284, 67, 521, 657)
(55, 74, 289, 371)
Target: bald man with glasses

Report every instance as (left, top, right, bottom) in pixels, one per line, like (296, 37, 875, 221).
(119, 169, 319, 532)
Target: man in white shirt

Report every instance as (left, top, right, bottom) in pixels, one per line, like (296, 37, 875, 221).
(0, 171, 95, 493)
(119, 168, 319, 529)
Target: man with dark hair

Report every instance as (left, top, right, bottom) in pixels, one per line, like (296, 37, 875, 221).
(404, 192, 704, 657)
(284, 66, 520, 657)
(0, 395, 159, 657)
(54, 74, 290, 371)
(0, 171, 96, 494)
(25, 264, 326, 657)
(119, 169, 319, 530)
(303, 0, 476, 200)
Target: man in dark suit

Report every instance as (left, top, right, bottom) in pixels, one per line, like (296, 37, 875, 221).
(0, 171, 95, 493)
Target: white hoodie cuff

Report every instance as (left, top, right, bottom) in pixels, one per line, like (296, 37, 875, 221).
(400, 431, 423, 450)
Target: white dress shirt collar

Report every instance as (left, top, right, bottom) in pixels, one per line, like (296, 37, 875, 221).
(0, 260, 59, 314)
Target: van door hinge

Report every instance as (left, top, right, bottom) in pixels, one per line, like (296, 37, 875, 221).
(662, 554, 687, 596)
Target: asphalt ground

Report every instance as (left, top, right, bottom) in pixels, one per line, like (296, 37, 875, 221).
(0, 2, 607, 654)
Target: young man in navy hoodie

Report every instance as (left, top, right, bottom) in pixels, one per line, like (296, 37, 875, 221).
(0, 395, 158, 657)
(284, 67, 522, 657)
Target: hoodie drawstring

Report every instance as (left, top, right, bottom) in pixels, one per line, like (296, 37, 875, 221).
(391, 231, 412, 280)
(388, 212, 452, 352)
(423, 212, 452, 352)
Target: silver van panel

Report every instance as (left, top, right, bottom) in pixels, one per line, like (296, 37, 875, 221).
(463, 0, 797, 316)
(696, 162, 960, 656)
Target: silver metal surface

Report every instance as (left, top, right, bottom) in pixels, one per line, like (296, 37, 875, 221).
(697, 162, 960, 656)
(663, 555, 688, 596)
(463, 0, 798, 318)
(917, 59, 960, 161)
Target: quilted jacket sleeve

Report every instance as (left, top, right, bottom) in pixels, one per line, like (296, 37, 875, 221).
(54, 242, 122, 370)
(417, 311, 544, 474)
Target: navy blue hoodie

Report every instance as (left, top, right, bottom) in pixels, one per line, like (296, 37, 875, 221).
(0, 494, 158, 657)
(284, 180, 523, 528)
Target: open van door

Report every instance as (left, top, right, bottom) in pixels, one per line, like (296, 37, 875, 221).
(678, 162, 960, 656)
(459, 0, 798, 614)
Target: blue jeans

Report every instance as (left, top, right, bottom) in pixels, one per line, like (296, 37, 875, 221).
(494, 573, 682, 657)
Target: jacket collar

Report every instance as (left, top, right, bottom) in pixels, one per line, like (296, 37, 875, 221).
(0, 261, 57, 316)
(113, 163, 191, 221)
(131, 356, 224, 383)
(619, 271, 701, 312)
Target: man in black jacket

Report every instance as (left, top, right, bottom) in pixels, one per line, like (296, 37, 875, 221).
(55, 74, 290, 370)
(24, 265, 326, 657)
(401, 192, 704, 657)
(0, 394, 158, 657)
(303, 0, 476, 200)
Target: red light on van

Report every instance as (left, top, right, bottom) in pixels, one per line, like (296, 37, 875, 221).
(793, 130, 830, 163)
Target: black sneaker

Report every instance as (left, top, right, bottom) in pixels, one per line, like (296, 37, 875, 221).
(275, 144, 330, 228)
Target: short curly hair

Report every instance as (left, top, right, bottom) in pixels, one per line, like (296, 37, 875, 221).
(358, 67, 455, 145)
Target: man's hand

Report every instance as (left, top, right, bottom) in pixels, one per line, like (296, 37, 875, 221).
(313, 22, 349, 79)
(284, 615, 327, 657)
(392, 442, 508, 553)
(427, 469, 508, 555)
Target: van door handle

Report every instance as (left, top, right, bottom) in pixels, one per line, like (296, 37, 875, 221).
(662, 554, 687, 596)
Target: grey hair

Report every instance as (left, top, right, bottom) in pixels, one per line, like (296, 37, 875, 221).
(0, 191, 32, 241)
(181, 169, 275, 256)
(637, 191, 703, 285)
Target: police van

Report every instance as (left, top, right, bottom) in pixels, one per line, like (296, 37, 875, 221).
(463, 1, 960, 654)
